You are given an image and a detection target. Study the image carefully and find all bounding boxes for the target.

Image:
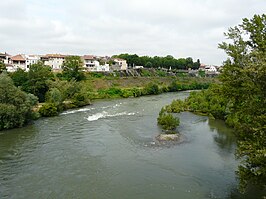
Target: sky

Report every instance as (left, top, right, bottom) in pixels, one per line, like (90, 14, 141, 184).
(0, 0, 265, 65)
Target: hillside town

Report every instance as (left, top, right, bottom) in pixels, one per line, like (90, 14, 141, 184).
(0, 52, 221, 75)
(0, 52, 128, 73)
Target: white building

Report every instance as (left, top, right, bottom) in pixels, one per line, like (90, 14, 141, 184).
(41, 54, 65, 70)
(96, 64, 110, 72)
(113, 58, 128, 70)
(204, 65, 217, 72)
(0, 52, 11, 64)
(82, 55, 100, 71)
(11, 54, 27, 71)
(25, 55, 40, 70)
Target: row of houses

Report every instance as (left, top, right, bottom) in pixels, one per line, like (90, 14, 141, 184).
(0, 52, 128, 72)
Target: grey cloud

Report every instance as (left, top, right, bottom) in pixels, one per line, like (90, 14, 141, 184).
(0, 0, 265, 65)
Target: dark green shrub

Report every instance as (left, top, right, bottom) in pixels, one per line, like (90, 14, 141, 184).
(132, 88, 142, 97)
(72, 92, 91, 107)
(121, 89, 133, 98)
(0, 74, 38, 130)
(39, 103, 58, 117)
(143, 83, 160, 95)
(157, 112, 180, 131)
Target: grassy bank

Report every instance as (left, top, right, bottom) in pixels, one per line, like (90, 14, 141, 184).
(81, 76, 217, 100)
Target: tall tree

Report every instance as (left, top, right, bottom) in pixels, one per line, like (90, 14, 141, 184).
(219, 14, 266, 192)
(0, 73, 38, 130)
(62, 56, 85, 81)
(27, 62, 54, 102)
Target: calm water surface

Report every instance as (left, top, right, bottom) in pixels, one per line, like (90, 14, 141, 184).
(0, 92, 264, 198)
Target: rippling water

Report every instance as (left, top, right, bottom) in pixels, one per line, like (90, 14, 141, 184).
(0, 92, 264, 199)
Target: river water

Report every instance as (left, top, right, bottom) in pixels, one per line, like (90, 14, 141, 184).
(0, 92, 263, 198)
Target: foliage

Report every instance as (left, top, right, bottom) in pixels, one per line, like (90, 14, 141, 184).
(45, 88, 63, 105)
(218, 14, 266, 192)
(166, 14, 266, 192)
(114, 53, 201, 70)
(23, 62, 53, 102)
(143, 83, 160, 95)
(140, 69, 151, 77)
(72, 92, 91, 107)
(157, 109, 180, 131)
(10, 68, 29, 89)
(0, 60, 6, 73)
(165, 99, 185, 113)
(39, 103, 58, 117)
(0, 74, 38, 130)
(62, 56, 85, 81)
(46, 79, 81, 101)
(156, 70, 167, 77)
(168, 80, 210, 92)
(198, 70, 205, 77)
(89, 72, 104, 78)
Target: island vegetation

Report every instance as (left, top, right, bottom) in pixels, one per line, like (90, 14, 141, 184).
(158, 14, 266, 193)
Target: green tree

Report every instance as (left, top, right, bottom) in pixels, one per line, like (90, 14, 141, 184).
(0, 74, 38, 130)
(10, 68, 29, 89)
(157, 108, 180, 131)
(0, 60, 6, 73)
(218, 14, 266, 192)
(27, 62, 54, 102)
(62, 56, 85, 81)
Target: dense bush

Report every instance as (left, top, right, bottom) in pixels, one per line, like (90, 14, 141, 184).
(0, 74, 38, 130)
(157, 110, 180, 131)
(39, 103, 58, 117)
(143, 83, 160, 95)
(72, 92, 91, 107)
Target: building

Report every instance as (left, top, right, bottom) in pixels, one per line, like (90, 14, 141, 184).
(204, 65, 217, 72)
(96, 64, 109, 72)
(25, 55, 40, 69)
(113, 58, 128, 70)
(0, 52, 11, 64)
(41, 54, 65, 70)
(11, 54, 27, 70)
(82, 55, 100, 71)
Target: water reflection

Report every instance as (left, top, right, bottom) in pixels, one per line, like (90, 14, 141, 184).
(227, 185, 266, 199)
(0, 125, 38, 161)
(208, 119, 236, 153)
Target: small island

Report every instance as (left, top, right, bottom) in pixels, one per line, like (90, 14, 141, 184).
(156, 107, 181, 142)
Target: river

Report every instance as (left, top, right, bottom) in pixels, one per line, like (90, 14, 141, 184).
(0, 92, 264, 198)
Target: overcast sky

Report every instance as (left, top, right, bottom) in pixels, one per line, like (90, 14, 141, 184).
(0, 0, 265, 65)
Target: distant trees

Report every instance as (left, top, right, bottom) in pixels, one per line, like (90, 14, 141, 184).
(62, 56, 85, 81)
(0, 74, 38, 130)
(114, 54, 200, 70)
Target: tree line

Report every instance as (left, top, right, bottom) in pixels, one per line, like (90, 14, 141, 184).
(113, 54, 201, 70)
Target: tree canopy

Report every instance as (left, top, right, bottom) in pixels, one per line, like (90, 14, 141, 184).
(62, 56, 85, 81)
(0, 73, 38, 130)
(113, 54, 201, 70)
(218, 14, 266, 191)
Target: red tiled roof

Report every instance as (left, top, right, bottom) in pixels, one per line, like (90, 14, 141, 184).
(11, 54, 26, 61)
(43, 54, 65, 58)
(83, 55, 95, 60)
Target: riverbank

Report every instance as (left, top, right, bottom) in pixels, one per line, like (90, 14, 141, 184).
(38, 76, 217, 116)
(1, 69, 217, 131)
